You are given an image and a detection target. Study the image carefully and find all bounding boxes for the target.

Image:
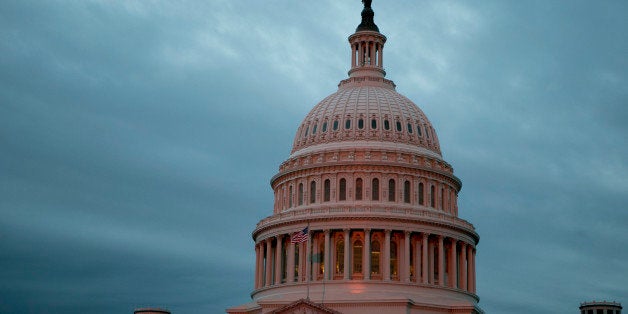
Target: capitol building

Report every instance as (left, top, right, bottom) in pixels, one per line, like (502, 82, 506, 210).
(227, 1, 480, 313)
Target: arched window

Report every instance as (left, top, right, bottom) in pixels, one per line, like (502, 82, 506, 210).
(298, 183, 304, 206)
(430, 185, 435, 207)
(333, 120, 339, 131)
(441, 187, 445, 210)
(345, 119, 351, 129)
(336, 240, 344, 275)
(388, 179, 396, 202)
(355, 178, 363, 201)
(353, 240, 363, 274)
(288, 185, 293, 208)
(390, 241, 398, 280)
(407, 123, 413, 134)
(425, 125, 430, 139)
(372, 178, 379, 201)
(418, 182, 424, 205)
(384, 120, 390, 130)
(371, 119, 377, 129)
(371, 240, 381, 276)
(358, 118, 364, 129)
(404, 180, 411, 203)
(396, 121, 402, 132)
(319, 242, 325, 276)
(312, 124, 317, 134)
(324, 179, 331, 202)
(322, 121, 327, 132)
(310, 181, 316, 204)
(417, 124, 422, 136)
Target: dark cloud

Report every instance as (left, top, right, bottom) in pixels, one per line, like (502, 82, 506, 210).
(1, 1, 626, 313)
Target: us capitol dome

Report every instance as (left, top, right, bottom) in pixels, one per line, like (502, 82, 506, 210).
(228, 1, 481, 313)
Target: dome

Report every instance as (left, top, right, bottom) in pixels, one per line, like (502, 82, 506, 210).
(291, 84, 442, 159)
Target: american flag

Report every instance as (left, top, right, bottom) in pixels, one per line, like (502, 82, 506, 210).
(291, 227, 309, 243)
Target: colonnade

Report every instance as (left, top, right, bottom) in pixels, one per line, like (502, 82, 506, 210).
(254, 228, 476, 294)
(351, 39, 383, 68)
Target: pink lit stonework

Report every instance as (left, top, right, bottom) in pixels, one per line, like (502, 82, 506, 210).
(227, 2, 481, 313)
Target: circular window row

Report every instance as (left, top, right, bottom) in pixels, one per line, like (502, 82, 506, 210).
(301, 117, 435, 141)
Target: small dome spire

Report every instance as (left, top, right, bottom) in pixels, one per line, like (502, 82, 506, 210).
(356, 0, 379, 32)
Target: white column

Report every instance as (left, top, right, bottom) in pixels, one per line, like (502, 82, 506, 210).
(448, 238, 457, 288)
(305, 230, 312, 282)
(299, 241, 306, 281)
(460, 242, 467, 291)
(383, 229, 391, 281)
(422, 233, 428, 284)
(467, 245, 474, 293)
(287, 241, 295, 283)
(364, 229, 371, 280)
(324, 230, 331, 280)
(265, 240, 273, 286)
(343, 229, 350, 279)
(404, 231, 411, 282)
(414, 236, 420, 282)
(275, 235, 283, 285)
(351, 43, 356, 67)
(254, 243, 260, 289)
(378, 44, 383, 68)
(438, 235, 445, 286)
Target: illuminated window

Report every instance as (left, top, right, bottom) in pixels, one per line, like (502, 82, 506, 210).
(353, 240, 363, 274)
(355, 178, 363, 200)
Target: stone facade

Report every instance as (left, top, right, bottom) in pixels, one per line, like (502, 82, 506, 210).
(227, 2, 481, 313)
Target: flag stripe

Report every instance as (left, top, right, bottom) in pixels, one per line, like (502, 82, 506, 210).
(291, 227, 309, 243)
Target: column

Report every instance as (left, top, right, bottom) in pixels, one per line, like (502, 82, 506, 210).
(343, 229, 350, 280)
(299, 241, 306, 281)
(404, 231, 411, 282)
(378, 44, 383, 68)
(324, 230, 331, 280)
(254, 243, 260, 289)
(357, 42, 363, 65)
(370, 41, 375, 65)
(413, 236, 420, 282)
(448, 238, 457, 288)
(438, 235, 445, 286)
(421, 233, 428, 284)
(428, 240, 434, 284)
(460, 242, 467, 291)
(383, 229, 391, 281)
(351, 43, 356, 67)
(467, 245, 474, 293)
(364, 229, 371, 280)
(265, 239, 273, 286)
(274, 235, 283, 285)
(305, 230, 312, 282)
(287, 241, 295, 283)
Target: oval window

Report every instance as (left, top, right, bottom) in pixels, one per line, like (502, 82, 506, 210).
(312, 124, 317, 134)
(333, 120, 339, 131)
(417, 125, 422, 136)
(345, 119, 351, 129)
(384, 120, 390, 130)
(322, 122, 327, 132)
(396, 121, 402, 132)
(407, 123, 413, 133)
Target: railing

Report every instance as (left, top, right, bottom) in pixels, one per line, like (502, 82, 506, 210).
(256, 206, 475, 231)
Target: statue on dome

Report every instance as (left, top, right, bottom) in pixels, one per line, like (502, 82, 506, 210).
(363, 0, 372, 9)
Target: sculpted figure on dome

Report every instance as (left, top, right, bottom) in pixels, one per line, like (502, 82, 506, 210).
(363, 0, 372, 9)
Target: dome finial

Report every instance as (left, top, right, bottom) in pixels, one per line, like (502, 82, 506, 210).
(356, 0, 379, 32)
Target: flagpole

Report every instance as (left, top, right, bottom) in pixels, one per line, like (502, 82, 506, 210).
(306, 221, 311, 301)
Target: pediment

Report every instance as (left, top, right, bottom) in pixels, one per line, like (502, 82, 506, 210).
(270, 299, 341, 314)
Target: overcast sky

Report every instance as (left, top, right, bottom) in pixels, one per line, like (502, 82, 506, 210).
(1, 1, 627, 313)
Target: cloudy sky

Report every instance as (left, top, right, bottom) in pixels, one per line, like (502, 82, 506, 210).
(1, 1, 627, 313)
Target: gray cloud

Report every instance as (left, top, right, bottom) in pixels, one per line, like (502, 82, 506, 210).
(1, 1, 626, 313)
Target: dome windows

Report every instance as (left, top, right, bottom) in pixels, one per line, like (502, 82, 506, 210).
(371, 119, 377, 129)
(312, 124, 317, 134)
(417, 124, 422, 137)
(384, 120, 390, 130)
(407, 123, 413, 134)
(358, 118, 364, 129)
(395, 121, 402, 132)
(345, 119, 351, 129)
(322, 121, 328, 132)
(333, 120, 339, 131)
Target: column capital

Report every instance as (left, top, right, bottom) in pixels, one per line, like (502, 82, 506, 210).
(324, 229, 331, 235)
(404, 230, 411, 236)
(384, 229, 392, 234)
(364, 228, 371, 233)
(276, 234, 284, 240)
(343, 228, 350, 233)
